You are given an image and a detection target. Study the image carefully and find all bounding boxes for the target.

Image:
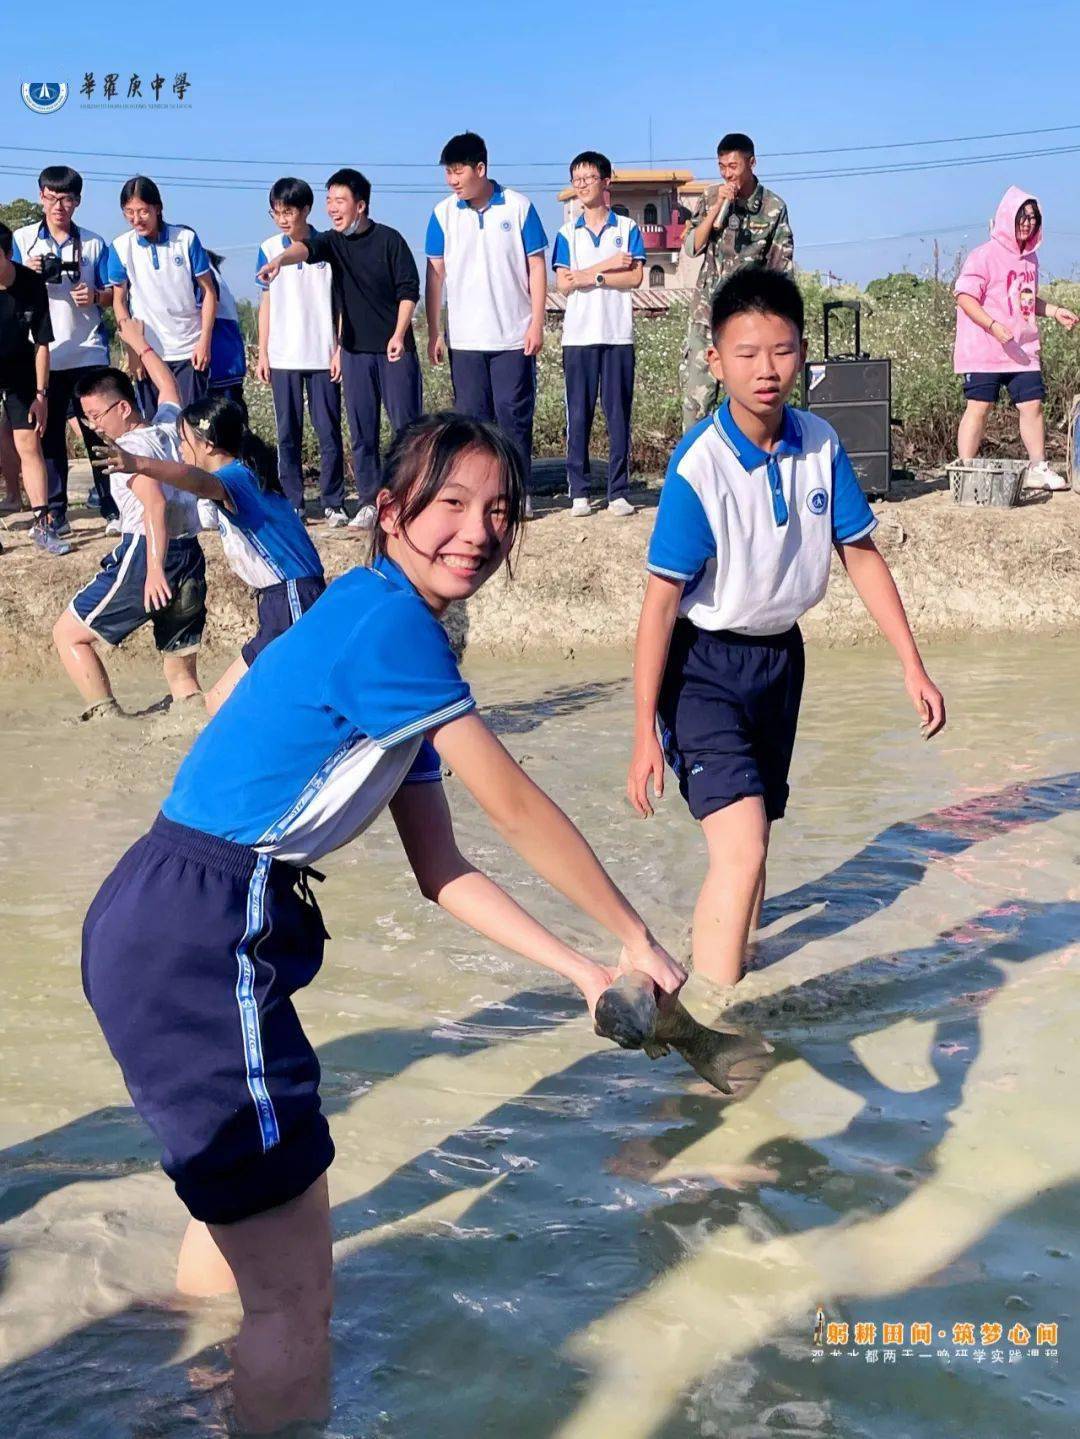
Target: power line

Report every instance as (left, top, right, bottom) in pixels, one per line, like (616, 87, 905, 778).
(1, 121, 1079, 171)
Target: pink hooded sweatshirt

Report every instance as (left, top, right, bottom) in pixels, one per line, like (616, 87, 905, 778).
(954, 186, 1042, 374)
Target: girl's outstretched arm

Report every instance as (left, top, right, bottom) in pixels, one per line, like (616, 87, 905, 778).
(98, 444, 230, 506)
(429, 713, 686, 994)
(390, 781, 619, 1014)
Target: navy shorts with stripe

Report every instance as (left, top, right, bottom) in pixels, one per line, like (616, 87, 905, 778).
(241, 574, 327, 667)
(658, 620, 805, 823)
(81, 814, 335, 1224)
(71, 534, 207, 652)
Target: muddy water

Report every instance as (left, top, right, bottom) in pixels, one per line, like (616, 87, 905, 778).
(1, 639, 1078, 1438)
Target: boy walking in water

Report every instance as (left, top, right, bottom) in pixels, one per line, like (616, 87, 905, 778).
(628, 270, 945, 985)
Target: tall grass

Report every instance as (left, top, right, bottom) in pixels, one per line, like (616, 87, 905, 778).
(238, 273, 1080, 476)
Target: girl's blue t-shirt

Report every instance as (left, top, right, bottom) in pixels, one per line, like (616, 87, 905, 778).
(163, 556, 472, 865)
(206, 459, 323, 588)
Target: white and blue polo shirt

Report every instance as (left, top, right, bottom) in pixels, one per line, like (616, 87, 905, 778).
(255, 229, 336, 372)
(163, 555, 473, 866)
(106, 222, 211, 361)
(425, 182, 548, 351)
(197, 460, 323, 589)
(112, 402, 202, 539)
(552, 212, 646, 346)
(11, 221, 110, 371)
(648, 401, 877, 635)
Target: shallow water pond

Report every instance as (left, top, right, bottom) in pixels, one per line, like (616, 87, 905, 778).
(1, 638, 1078, 1437)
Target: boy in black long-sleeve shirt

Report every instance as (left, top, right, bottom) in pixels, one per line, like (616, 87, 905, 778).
(259, 168, 421, 528)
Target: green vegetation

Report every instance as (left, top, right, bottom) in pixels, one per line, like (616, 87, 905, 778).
(237, 271, 1080, 476)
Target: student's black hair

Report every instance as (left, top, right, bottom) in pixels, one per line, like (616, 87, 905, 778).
(710, 268, 804, 341)
(439, 132, 488, 169)
(119, 175, 164, 217)
(1017, 197, 1042, 233)
(205, 249, 225, 269)
(38, 164, 83, 198)
(326, 168, 371, 206)
(74, 365, 139, 410)
(717, 132, 755, 158)
(370, 412, 524, 575)
(269, 176, 315, 211)
(569, 150, 613, 182)
(180, 394, 283, 496)
(0, 223, 12, 258)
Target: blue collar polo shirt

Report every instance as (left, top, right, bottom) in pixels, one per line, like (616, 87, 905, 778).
(106, 222, 212, 361)
(11, 220, 110, 371)
(552, 211, 646, 347)
(255, 229, 336, 372)
(163, 556, 474, 866)
(647, 400, 877, 635)
(425, 181, 548, 352)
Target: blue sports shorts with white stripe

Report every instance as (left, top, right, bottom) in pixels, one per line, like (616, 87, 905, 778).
(81, 813, 335, 1224)
(241, 574, 327, 668)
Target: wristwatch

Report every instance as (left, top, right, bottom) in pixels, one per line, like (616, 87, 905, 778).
(595, 273, 606, 287)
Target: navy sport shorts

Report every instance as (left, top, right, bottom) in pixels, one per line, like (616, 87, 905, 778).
(70, 533, 207, 653)
(81, 814, 335, 1224)
(658, 620, 805, 823)
(962, 370, 1045, 405)
(241, 574, 326, 667)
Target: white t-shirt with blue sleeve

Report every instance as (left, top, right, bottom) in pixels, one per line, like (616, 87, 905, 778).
(551, 211, 646, 346)
(647, 401, 877, 635)
(197, 459, 324, 589)
(11, 221, 110, 371)
(425, 182, 547, 351)
(106, 222, 211, 361)
(162, 556, 472, 865)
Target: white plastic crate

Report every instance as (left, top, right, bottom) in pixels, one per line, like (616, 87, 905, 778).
(947, 457, 1027, 508)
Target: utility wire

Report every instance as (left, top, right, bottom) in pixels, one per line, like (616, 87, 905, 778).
(0, 121, 1078, 171)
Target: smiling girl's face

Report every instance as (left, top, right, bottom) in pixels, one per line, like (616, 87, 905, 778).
(379, 446, 513, 613)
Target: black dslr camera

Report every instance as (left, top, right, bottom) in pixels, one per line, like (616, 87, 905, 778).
(39, 251, 81, 285)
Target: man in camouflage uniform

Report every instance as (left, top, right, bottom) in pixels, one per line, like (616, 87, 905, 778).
(680, 131, 794, 429)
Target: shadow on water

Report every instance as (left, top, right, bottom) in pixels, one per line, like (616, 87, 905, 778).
(756, 771, 1080, 970)
(3, 771, 1080, 1434)
(5, 895, 1076, 1437)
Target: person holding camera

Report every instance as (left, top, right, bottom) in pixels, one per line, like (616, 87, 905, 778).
(12, 166, 119, 535)
(0, 222, 70, 555)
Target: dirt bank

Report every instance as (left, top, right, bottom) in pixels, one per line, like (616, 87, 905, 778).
(2, 462, 1078, 678)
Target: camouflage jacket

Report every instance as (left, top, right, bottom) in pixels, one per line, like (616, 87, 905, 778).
(684, 182, 794, 328)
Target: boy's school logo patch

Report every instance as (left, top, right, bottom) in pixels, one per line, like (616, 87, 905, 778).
(807, 488, 828, 515)
(173, 253, 185, 265)
(614, 236, 624, 248)
(501, 220, 512, 231)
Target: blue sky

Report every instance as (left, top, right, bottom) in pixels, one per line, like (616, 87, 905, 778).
(6, 0, 1080, 300)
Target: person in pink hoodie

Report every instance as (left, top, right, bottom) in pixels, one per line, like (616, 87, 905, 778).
(954, 186, 1078, 490)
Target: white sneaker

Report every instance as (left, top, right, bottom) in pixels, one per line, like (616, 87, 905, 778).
(348, 504, 377, 530)
(607, 497, 636, 517)
(570, 497, 591, 517)
(324, 507, 349, 527)
(105, 517, 122, 536)
(524, 494, 535, 520)
(1023, 460, 1069, 492)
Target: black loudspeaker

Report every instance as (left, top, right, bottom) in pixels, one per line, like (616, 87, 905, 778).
(802, 301, 892, 498)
